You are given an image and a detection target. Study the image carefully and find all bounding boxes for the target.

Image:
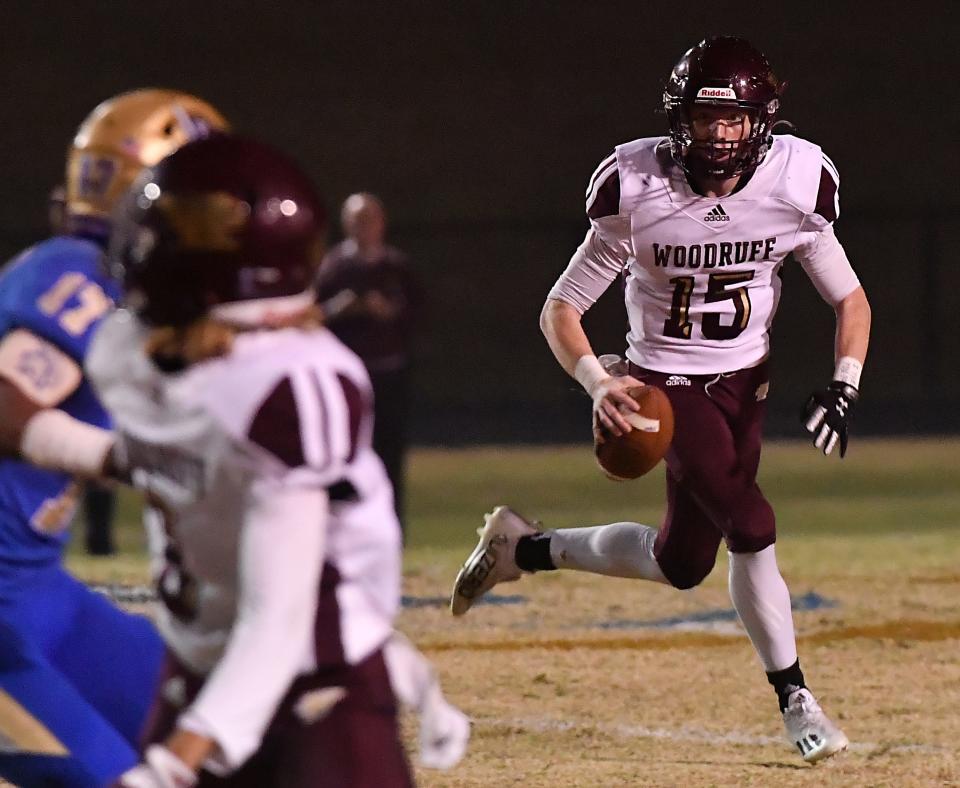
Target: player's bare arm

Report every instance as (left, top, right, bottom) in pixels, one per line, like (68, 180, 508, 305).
(0, 379, 116, 480)
(0, 377, 43, 454)
(540, 297, 641, 436)
(796, 208, 871, 456)
(802, 285, 871, 458)
(834, 285, 871, 366)
(0, 327, 83, 452)
(541, 147, 645, 435)
(120, 732, 214, 786)
(164, 729, 216, 772)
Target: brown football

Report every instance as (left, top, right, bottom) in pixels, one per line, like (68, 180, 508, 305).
(594, 385, 674, 480)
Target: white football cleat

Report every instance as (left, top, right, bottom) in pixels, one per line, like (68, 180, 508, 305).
(418, 695, 471, 770)
(782, 688, 849, 763)
(450, 505, 539, 616)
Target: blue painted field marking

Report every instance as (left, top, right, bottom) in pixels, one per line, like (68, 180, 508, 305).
(402, 593, 527, 609)
(596, 592, 838, 631)
(92, 584, 528, 610)
(90, 585, 835, 627)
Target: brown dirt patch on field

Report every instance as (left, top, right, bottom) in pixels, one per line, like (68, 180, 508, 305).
(402, 535, 960, 787)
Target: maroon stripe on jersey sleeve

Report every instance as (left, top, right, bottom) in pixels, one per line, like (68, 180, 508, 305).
(587, 165, 621, 220)
(585, 151, 616, 196)
(336, 373, 368, 463)
(248, 376, 305, 468)
(814, 165, 839, 223)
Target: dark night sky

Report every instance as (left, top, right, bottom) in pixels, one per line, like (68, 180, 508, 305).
(1, 1, 957, 439)
(2, 1, 954, 225)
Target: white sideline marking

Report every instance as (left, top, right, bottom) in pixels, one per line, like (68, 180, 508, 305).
(474, 715, 944, 756)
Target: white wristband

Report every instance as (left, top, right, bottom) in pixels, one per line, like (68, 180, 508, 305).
(573, 354, 610, 395)
(834, 356, 862, 389)
(20, 409, 114, 477)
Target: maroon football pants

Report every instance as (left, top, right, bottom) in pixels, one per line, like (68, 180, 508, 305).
(140, 647, 414, 788)
(629, 361, 775, 589)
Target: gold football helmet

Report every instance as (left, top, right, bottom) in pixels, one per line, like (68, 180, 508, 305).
(65, 88, 229, 233)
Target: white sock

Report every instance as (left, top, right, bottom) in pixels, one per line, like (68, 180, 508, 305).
(383, 630, 443, 712)
(549, 523, 669, 583)
(727, 545, 798, 672)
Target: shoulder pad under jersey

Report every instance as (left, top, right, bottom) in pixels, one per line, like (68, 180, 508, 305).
(585, 151, 620, 220)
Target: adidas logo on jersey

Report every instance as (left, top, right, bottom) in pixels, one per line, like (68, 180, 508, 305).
(704, 204, 730, 222)
(665, 375, 692, 387)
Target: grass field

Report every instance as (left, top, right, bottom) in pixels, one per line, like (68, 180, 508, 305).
(67, 438, 960, 787)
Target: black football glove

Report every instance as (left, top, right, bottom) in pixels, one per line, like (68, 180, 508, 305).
(802, 381, 859, 458)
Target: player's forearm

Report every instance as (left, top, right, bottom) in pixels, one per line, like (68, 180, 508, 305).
(541, 297, 617, 395)
(833, 286, 871, 367)
(0, 377, 116, 478)
(0, 377, 43, 455)
(164, 728, 216, 772)
(540, 297, 596, 377)
(20, 409, 115, 479)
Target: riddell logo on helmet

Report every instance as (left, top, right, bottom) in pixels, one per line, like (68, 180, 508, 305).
(696, 87, 737, 100)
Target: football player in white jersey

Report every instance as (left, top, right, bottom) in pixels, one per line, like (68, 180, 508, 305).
(90, 136, 417, 786)
(0, 135, 465, 786)
(452, 36, 870, 764)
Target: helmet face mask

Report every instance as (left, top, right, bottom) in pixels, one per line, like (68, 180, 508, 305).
(66, 89, 229, 238)
(109, 136, 327, 329)
(663, 37, 783, 180)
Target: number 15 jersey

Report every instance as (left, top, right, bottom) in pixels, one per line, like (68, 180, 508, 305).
(549, 134, 861, 375)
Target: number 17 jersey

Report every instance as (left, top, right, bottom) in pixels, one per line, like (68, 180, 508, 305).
(0, 237, 118, 581)
(575, 134, 858, 375)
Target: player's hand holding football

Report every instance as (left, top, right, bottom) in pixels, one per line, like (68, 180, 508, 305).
(592, 375, 646, 437)
(573, 354, 643, 438)
(802, 380, 859, 458)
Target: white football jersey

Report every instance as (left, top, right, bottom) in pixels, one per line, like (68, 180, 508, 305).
(87, 311, 401, 677)
(554, 134, 859, 375)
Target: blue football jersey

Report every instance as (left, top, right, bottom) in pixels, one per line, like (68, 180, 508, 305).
(0, 236, 120, 583)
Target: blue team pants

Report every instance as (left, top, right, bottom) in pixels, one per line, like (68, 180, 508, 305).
(0, 565, 164, 787)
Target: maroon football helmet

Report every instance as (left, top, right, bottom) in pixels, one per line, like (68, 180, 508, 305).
(109, 135, 326, 327)
(663, 36, 783, 179)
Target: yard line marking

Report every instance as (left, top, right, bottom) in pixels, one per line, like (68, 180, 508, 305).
(472, 715, 947, 756)
(422, 618, 960, 652)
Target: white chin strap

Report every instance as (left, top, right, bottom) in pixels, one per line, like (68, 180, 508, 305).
(210, 289, 316, 327)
